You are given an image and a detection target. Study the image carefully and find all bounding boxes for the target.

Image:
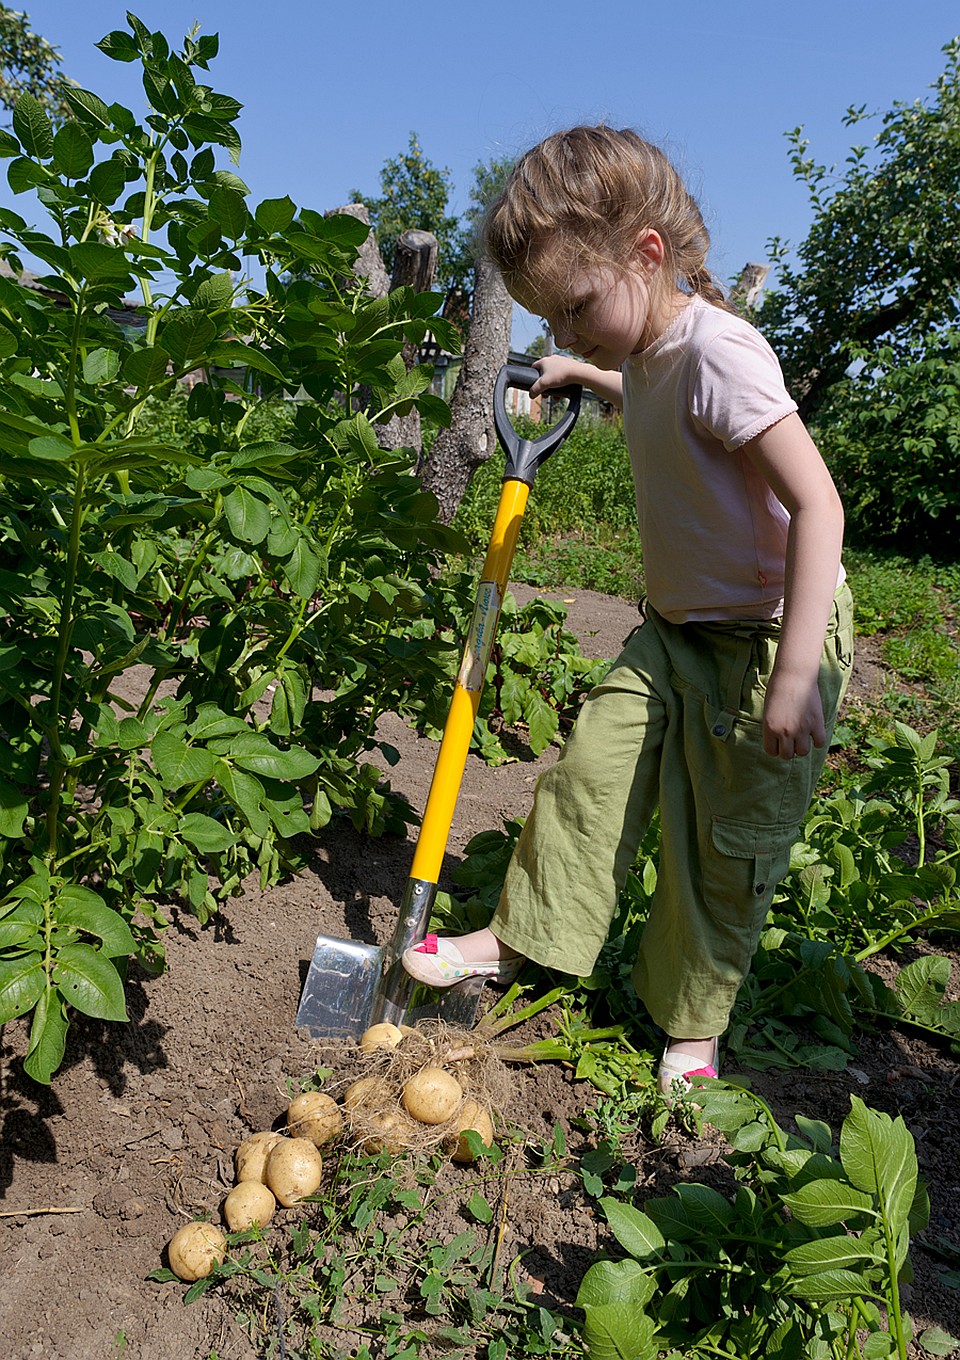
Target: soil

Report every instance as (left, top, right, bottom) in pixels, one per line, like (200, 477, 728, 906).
(1, 585, 958, 1360)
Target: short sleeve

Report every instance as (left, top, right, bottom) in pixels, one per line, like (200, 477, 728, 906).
(689, 324, 797, 452)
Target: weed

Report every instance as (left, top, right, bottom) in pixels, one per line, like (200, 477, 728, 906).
(576, 1084, 957, 1360)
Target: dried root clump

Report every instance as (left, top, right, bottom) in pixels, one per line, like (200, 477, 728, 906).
(332, 1019, 508, 1159)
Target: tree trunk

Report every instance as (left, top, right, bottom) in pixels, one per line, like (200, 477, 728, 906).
(377, 229, 439, 452)
(419, 255, 512, 522)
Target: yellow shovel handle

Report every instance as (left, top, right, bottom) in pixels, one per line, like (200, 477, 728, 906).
(410, 478, 530, 883)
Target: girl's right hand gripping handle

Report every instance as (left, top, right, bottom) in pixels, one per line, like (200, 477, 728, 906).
(493, 363, 582, 484)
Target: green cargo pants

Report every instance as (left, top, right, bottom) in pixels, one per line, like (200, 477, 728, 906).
(491, 584, 854, 1038)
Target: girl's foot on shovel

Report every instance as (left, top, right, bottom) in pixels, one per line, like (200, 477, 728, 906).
(402, 927, 524, 988)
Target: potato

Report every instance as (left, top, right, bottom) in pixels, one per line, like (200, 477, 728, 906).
(343, 1075, 390, 1113)
(360, 1109, 419, 1155)
(402, 1067, 463, 1125)
(223, 1181, 276, 1232)
(287, 1092, 343, 1148)
(167, 1221, 227, 1281)
(451, 1100, 495, 1163)
(359, 1022, 404, 1054)
(235, 1130, 284, 1184)
(265, 1136, 323, 1206)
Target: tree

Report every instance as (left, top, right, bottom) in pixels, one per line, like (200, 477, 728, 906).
(0, 5, 70, 121)
(757, 38, 960, 423)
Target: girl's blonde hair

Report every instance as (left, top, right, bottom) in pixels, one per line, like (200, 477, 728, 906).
(482, 125, 729, 316)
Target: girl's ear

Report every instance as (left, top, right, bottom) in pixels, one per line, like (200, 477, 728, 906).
(634, 229, 666, 275)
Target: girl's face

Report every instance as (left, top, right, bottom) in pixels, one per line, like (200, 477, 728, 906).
(524, 231, 675, 367)
(541, 267, 660, 368)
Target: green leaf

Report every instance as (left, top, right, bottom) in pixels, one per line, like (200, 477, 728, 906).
(208, 341, 285, 381)
(57, 887, 136, 958)
(255, 195, 296, 233)
(839, 1097, 917, 1231)
(160, 311, 218, 365)
(0, 954, 45, 1023)
(53, 121, 95, 178)
(523, 687, 559, 755)
(576, 1258, 655, 1310)
(208, 186, 248, 239)
(282, 536, 321, 599)
(151, 732, 217, 788)
(82, 348, 121, 385)
(96, 29, 140, 61)
(24, 436, 76, 468)
(782, 1176, 875, 1227)
(12, 93, 53, 160)
(229, 740, 319, 781)
(580, 1299, 657, 1360)
(53, 942, 128, 1022)
(193, 273, 234, 309)
(600, 1199, 665, 1260)
(215, 764, 270, 837)
(466, 1191, 493, 1223)
(786, 1267, 879, 1302)
(784, 1233, 877, 1275)
(223, 485, 271, 545)
(23, 987, 69, 1085)
(179, 812, 235, 854)
(0, 774, 29, 836)
(69, 241, 133, 282)
(88, 157, 127, 205)
(121, 345, 171, 388)
(61, 86, 113, 130)
(918, 1327, 960, 1356)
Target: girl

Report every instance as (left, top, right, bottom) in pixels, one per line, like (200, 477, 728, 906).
(403, 125, 853, 1097)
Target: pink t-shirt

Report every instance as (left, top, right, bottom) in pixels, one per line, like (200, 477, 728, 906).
(622, 295, 839, 623)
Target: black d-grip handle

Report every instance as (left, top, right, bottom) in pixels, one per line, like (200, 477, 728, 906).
(493, 363, 582, 484)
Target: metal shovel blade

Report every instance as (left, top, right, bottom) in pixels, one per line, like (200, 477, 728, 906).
(296, 876, 487, 1039)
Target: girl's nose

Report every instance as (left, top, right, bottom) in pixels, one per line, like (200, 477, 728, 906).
(552, 323, 576, 348)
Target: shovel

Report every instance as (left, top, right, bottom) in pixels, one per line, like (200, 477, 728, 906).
(296, 363, 582, 1039)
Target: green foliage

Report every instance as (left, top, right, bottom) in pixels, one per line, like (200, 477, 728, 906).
(577, 1086, 945, 1360)
(422, 591, 610, 764)
(455, 417, 638, 547)
(0, 14, 465, 1081)
(814, 330, 960, 549)
(0, 4, 71, 121)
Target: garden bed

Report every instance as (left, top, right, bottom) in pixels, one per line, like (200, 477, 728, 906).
(1, 587, 958, 1360)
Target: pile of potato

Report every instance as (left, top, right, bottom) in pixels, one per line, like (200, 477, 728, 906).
(165, 1021, 497, 1282)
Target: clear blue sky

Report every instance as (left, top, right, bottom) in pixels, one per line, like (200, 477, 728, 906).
(8, 1, 960, 348)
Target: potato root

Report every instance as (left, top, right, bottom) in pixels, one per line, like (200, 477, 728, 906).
(223, 1181, 276, 1232)
(401, 1067, 463, 1125)
(235, 1130, 284, 1184)
(359, 1022, 404, 1055)
(265, 1137, 323, 1206)
(451, 1100, 495, 1163)
(287, 1092, 343, 1148)
(167, 1221, 226, 1281)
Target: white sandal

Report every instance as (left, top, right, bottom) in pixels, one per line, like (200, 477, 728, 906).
(401, 933, 524, 988)
(658, 1037, 720, 1101)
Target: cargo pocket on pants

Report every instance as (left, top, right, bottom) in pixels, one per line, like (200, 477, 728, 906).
(708, 816, 796, 927)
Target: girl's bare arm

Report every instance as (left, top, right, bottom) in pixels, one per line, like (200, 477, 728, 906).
(743, 413, 845, 761)
(531, 355, 624, 408)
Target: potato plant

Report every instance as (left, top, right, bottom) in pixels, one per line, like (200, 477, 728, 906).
(0, 15, 463, 1081)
